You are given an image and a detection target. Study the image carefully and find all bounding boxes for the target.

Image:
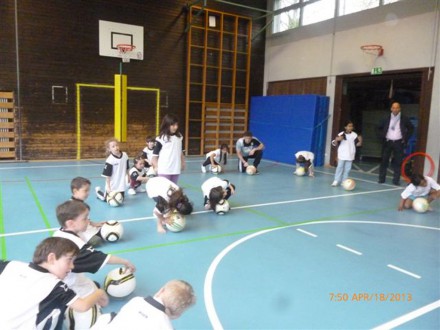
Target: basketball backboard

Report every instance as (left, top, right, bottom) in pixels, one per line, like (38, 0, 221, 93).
(99, 20, 144, 61)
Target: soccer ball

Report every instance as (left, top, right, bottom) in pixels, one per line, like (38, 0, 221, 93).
(295, 167, 306, 176)
(211, 165, 222, 174)
(146, 167, 157, 178)
(246, 165, 257, 175)
(215, 199, 230, 215)
(104, 267, 136, 298)
(342, 179, 356, 191)
(412, 197, 429, 213)
(100, 220, 124, 242)
(65, 304, 101, 329)
(106, 191, 124, 207)
(165, 212, 186, 232)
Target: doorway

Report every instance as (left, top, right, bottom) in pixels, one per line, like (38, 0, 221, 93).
(331, 68, 433, 176)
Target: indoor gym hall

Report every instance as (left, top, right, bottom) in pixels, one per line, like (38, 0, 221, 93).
(0, 157, 438, 329)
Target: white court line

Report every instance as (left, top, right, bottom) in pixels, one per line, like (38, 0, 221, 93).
(296, 228, 317, 237)
(0, 187, 401, 238)
(232, 187, 402, 210)
(0, 163, 101, 170)
(372, 299, 440, 330)
(336, 244, 363, 255)
(387, 264, 421, 279)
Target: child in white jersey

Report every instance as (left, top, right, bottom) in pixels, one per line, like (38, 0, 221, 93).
(128, 155, 149, 195)
(142, 135, 155, 168)
(91, 280, 196, 330)
(96, 138, 130, 202)
(201, 176, 235, 211)
(146, 177, 193, 234)
(331, 120, 362, 186)
(152, 114, 185, 184)
(398, 173, 440, 211)
(201, 144, 229, 173)
(294, 151, 315, 177)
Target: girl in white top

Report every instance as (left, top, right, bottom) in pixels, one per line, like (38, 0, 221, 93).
(398, 173, 440, 211)
(201, 144, 229, 173)
(152, 114, 185, 184)
(201, 177, 235, 211)
(331, 121, 362, 186)
(146, 177, 193, 233)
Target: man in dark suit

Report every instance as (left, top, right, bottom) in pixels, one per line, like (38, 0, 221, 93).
(378, 101, 414, 185)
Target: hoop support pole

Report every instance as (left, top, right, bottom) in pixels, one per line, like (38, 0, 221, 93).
(114, 74, 128, 142)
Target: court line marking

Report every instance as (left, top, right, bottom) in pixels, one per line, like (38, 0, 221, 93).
(336, 244, 363, 255)
(387, 264, 421, 279)
(0, 187, 403, 238)
(0, 183, 6, 259)
(296, 228, 317, 237)
(0, 163, 102, 170)
(25, 177, 52, 231)
(372, 299, 440, 329)
(204, 221, 440, 330)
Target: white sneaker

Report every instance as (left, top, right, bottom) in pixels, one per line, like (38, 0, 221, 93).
(127, 188, 136, 195)
(95, 186, 106, 201)
(201, 165, 206, 173)
(331, 181, 338, 187)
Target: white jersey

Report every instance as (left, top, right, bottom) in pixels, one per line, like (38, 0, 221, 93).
(102, 152, 129, 192)
(53, 229, 109, 297)
(0, 260, 78, 329)
(206, 148, 226, 164)
(336, 131, 358, 161)
(146, 177, 179, 201)
(295, 151, 314, 161)
(401, 176, 440, 199)
(153, 134, 183, 175)
(142, 147, 154, 164)
(201, 177, 228, 198)
(91, 296, 173, 330)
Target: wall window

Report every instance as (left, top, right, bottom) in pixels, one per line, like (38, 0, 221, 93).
(272, 0, 403, 33)
(303, 0, 335, 26)
(338, 0, 379, 16)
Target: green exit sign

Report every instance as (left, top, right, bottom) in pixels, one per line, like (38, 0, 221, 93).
(371, 67, 383, 75)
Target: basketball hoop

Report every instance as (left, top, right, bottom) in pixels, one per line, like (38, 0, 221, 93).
(117, 44, 136, 63)
(361, 45, 384, 73)
(360, 44, 384, 56)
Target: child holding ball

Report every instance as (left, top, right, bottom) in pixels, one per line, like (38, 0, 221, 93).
(201, 177, 235, 211)
(146, 176, 193, 234)
(294, 151, 315, 177)
(96, 138, 130, 202)
(201, 143, 229, 173)
(331, 120, 362, 187)
(398, 173, 440, 211)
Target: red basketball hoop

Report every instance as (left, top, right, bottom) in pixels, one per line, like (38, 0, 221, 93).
(117, 44, 136, 63)
(360, 44, 384, 56)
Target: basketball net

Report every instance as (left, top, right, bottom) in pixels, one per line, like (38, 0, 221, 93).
(117, 44, 136, 63)
(360, 45, 384, 72)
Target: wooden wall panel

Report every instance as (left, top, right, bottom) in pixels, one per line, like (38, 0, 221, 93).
(0, 0, 266, 159)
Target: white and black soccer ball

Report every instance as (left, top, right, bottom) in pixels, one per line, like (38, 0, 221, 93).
(165, 212, 186, 232)
(100, 220, 124, 242)
(65, 304, 101, 330)
(215, 199, 230, 215)
(106, 191, 124, 207)
(104, 267, 136, 298)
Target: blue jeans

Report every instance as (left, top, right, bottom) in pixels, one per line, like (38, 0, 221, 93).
(334, 159, 352, 183)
